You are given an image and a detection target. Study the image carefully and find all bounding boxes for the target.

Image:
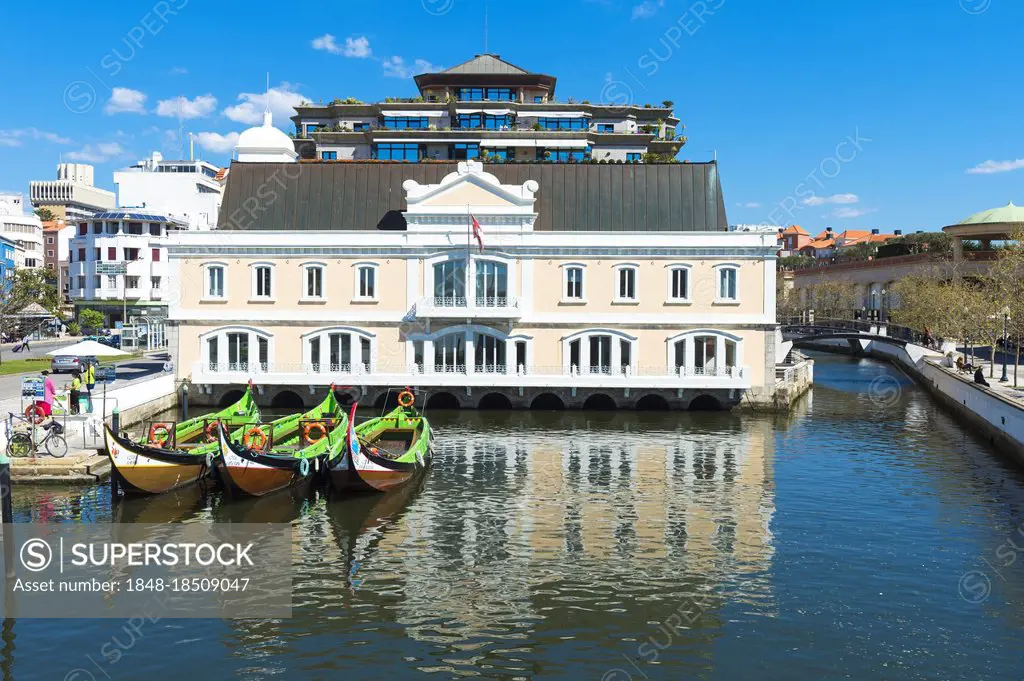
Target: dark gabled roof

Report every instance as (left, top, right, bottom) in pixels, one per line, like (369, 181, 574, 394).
(439, 54, 530, 76)
(218, 162, 728, 233)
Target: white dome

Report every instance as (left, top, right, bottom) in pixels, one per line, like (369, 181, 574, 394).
(235, 112, 298, 163)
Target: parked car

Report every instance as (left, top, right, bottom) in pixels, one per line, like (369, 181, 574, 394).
(49, 355, 98, 374)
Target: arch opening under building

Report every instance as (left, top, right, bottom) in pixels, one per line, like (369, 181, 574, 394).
(688, 394, 724, 411)
(478, 393, 513, 410)
(635, 394, 670, 411)
(582, 393, 616, 411)
(425, 391, 460, 410)
(271, 390, 305, 410)
(530, 393, 565, 411)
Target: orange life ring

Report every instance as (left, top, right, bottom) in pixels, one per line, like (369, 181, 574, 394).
(24, 403, 46, 424)
(242, 427, 269, 451)
(205, 420, 221, 442)
(397, 390, 415, 408)
(148, 422, 173, 446)
(303, 421, 328, 444)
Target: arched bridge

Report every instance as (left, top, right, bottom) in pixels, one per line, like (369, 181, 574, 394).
(781, 318, 925, 353)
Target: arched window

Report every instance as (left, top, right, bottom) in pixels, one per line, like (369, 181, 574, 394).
(200, 327, 273, 374)
(249, 261, 275, 301)
(560, 262, 586, 303)
(203, 262, 227, 300)
(425, 253, 517, 311)
(714, 263, 739, 303)
(666, 264, 691, 303)
(302, 327, 376, 374)
(408, 325, 530, 376)
(302, 262, 326, 301)
(354, 262, 378, 301)
(562, 329, 637, 376)
(613, 263, 639, 303)
(666, 330, 743, 378)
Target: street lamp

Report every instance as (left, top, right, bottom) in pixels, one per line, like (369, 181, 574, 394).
(1000, 307, 1010, 382)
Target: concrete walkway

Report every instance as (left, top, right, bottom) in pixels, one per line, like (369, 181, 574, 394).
(942, 357, 1024, 406)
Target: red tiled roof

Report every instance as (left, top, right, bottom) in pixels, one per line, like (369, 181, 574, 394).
(781, 225, 808, 235)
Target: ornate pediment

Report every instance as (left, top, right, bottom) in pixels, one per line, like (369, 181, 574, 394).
(403, 160, 538, 233)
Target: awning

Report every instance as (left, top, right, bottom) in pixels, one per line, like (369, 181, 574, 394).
(522, 111, 590, 118)
(479, 139, 589, 149)
(380, 110, 446, 118)
(455, 108, 513, 116)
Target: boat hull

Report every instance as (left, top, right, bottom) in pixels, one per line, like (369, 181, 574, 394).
(215, 429, 313, 498)
(330, 442, 431, 493)
(105, 426, 210, 495)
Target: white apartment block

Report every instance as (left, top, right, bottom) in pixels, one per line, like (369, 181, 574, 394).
(0, 193, 43, 269)
(114, 152, 225, 230)
(29, 163, 115, 222)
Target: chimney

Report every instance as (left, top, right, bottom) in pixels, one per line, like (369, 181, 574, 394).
(871, 228, 879, 235)
(894, 230, 902, 236)
(826, 226, 833, 233)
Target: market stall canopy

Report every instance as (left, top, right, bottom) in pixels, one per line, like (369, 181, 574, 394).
(16, 303, 52, 317)
(46, 340, 129, 357)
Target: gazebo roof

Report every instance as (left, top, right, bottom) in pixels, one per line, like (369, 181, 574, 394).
(17, 303, 51, 316)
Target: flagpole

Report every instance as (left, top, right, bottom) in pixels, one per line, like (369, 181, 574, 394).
(467, 203, 471, 305)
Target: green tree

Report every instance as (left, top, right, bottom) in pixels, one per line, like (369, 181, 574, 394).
(0, 269, 61, 341)
(33, 207, 55, 221)
(78, 308, 105, 331)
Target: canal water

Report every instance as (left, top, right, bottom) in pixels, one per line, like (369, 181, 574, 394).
(8, 352, 1024, 680)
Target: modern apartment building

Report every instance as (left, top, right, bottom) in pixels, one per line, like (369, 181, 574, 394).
(291, 54, 684, 164)
(29, 163, 116, 222)
(0, 193, 43, 269)
(68, 209, 187, 324)
(114, 152, 225, 230)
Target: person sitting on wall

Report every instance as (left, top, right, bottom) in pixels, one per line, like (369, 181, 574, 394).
(956, 356, 965, 373)
(974, 367, 990, 387)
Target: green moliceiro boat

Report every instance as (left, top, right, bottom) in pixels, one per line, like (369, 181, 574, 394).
(105, 385, 260, 495)
(328, 396, 433, 494)
(216, 389, 348, 497)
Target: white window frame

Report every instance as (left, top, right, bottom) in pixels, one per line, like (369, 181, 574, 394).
(200, 326, 275, 374)
(613, 263, 639, 304)
(301, 262, 326, 302)
(249, 261, 275, 302)
(666, 264, 691, 304)
(202, 262, 228, 302)
(713, 263, 740, 304)
(301, 326, 377, 374)
(353, 261, 379, 302)
(561, 328, 638, 376)
(665, 329, 744, 378)
(406, 324, 532, 376)
(560, 262, 587, 304)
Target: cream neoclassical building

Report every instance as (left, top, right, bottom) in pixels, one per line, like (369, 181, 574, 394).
(166, 133, 783, 410)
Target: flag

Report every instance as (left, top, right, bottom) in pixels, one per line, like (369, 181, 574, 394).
(470, 213, 484, 252)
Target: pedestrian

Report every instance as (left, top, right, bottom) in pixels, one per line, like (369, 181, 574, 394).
(84, 359, 96, 394)
(974, 367, 990, 388)
(36, 370, 57, 419)
(22, 334, 30, 351)
(69, 371, 82, 415)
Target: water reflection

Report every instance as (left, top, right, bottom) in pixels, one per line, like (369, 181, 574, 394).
(12, 353, 1024, 679)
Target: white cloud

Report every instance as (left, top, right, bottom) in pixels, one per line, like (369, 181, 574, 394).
(802, 193, 860, 207)
(0, 128, 72, 147)
(382, 56, 442, 79)
(104, 87, 147, 115)
(832, 207, 877, 219)
(194, 131, 240, 154)
(966, 159, 1024, 175)
(736, 201, 761, 209)
(66, 142, 126, 163)
(631, 0, 664, 19)
(168, 66, 188, 75)
(312, 34, 372, 58)
(222, 85, 308, 127)
(155, 94, 218, 119)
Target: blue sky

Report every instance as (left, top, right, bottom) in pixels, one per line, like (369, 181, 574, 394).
(0, 0, 1020, 232)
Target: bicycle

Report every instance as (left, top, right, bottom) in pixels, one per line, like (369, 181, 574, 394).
(5, 412, 67, 458)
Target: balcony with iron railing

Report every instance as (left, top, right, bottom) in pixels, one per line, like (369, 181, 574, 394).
(412, 295, 522, 319)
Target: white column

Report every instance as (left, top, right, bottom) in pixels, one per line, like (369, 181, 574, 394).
(465, 330, 474, 375)
(716, 336, 726, 376)
(424, 340, 434, 374)
(611, 337, 622, 376)
(685, 337, 695, 376)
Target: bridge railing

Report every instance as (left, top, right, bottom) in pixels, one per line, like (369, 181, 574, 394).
(781, 316, 935, 348)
